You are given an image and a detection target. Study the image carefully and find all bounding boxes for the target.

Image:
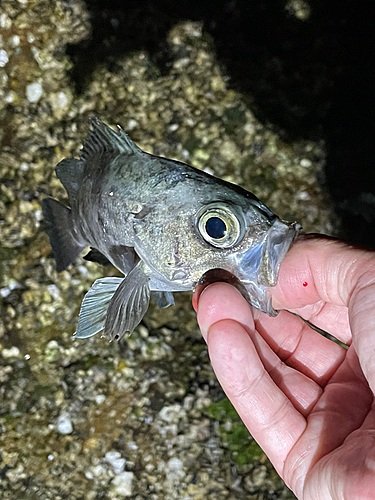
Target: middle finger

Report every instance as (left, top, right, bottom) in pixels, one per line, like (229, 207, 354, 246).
(256, 309, 346, 386)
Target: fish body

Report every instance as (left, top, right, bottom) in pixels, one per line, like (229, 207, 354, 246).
(43, 119, 299, 341)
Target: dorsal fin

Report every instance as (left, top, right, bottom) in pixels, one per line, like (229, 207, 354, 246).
(80, 118, 142, 161)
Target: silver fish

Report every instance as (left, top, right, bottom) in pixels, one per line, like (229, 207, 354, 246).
(42, 119, 299, 341)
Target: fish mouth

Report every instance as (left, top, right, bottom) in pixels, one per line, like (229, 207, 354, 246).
(194, 267, 251, 304)
(235, 218, 300, 316)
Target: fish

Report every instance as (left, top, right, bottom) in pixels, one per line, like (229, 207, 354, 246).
(42, 118, 299, 341)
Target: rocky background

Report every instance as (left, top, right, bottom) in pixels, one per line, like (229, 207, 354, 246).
(2, 0, 369, 498)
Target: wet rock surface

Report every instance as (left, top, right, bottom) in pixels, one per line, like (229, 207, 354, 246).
(1, 1, 334, 498)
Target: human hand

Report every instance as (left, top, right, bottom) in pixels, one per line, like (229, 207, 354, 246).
(193, 236, 375, 499)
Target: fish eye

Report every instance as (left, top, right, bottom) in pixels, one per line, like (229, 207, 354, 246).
(205, 216, 226, 239)
(196, 203, 242, 248)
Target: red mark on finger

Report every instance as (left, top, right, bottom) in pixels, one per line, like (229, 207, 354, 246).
(302, 281, 308, 287)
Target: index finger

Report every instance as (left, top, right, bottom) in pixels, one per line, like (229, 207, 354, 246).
(272, 235, 375, 394)
(271, 235, 375, 311)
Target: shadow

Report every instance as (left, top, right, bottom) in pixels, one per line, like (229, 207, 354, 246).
(67, 0, 375, 248)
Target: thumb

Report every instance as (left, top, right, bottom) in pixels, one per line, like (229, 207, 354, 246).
(196, 282, 255, 342)
(196, 281, 306, 476)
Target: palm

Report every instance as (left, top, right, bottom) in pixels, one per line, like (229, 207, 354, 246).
(302, 402, 375, 498)
(281, 342, 375, 499)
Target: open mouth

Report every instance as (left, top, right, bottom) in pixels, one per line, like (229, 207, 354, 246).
(193, 268, 252, 312)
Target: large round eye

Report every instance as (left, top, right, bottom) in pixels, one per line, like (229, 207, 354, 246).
(196, 203, 242, 248)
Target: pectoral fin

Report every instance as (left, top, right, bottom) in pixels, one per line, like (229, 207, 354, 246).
(74, 277, 123, 338)
(104, 263, 150, 341)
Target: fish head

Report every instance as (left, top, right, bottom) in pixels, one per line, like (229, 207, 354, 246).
(188, 191, 299, 316)
(130, 158, 299, 317)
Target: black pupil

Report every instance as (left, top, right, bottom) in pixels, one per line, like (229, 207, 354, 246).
(205, 217, 226, 239)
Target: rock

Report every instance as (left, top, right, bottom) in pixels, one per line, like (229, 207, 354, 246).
(104, 451, 126, 474)
(26, 82, 43, 103)
(57, 412, 73, 435)
(1, 346, 21, 358)
(0, 49, 9, 67)
(111, 471, 134, 497)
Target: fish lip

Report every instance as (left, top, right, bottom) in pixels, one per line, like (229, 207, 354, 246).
(234, 218, 300, 315)
(195, 267, 244, 294)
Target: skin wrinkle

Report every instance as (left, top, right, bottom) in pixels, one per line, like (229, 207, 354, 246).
(283, 382, 313, 415)
(257, 393, 304, 452)
(251, 328, 323, 414)
(252, 329, 323, 414)
(287, 302, 351, 343)
(305, 300, 330, 324)
(252, 398, 303, 477)
(230, 357, 264, 401)
(268, 367, 313, 414)
(287, 427, 322, 491)
(267, 357, 317, 410)
(292, 344, 340, 387)
(327, 250, 375, 306)
(257, 390, 299, 431)
(307, 440, 375, 500)
(294, 370, 368, 498)
(344, 348, 369, 386)
(336, 256, 360, 305)
(312, 249, 351, 305)
(330, 255, 349, 305)
(287, 444, 315, 494)
(311, 404, 365, 437)
(287, 411, 350, 497)
(318, 382, 371, 425)
(350, 281, 375, 330)
(264, 430, 296, 468)
(317, 304, 349, 338)
(272, 312, 306, 356)
(287, 367, 373, 496)
(267, 355, 288, 385)
(282, 323, 305, 366)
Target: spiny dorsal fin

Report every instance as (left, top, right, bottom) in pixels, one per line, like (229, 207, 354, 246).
(80, 118, 142, 161)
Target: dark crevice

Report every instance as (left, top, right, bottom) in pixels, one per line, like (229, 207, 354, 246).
(66, 0, 375, 248)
